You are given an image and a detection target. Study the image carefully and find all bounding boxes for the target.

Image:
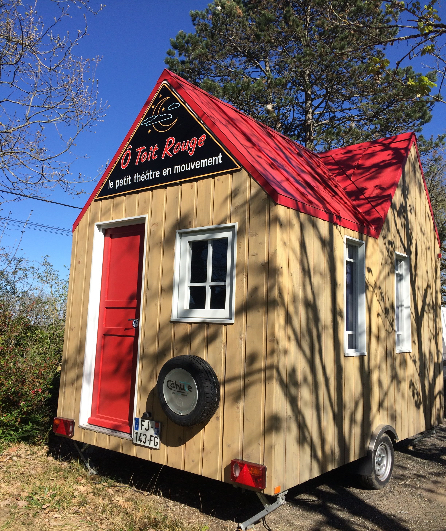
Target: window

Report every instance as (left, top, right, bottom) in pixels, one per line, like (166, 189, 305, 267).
(344, 237, 366, 356)
(395, 253, 411, 352)
(172, 224, 237, 323)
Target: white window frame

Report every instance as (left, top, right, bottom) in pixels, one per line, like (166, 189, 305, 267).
(344, 236, 366, 356)
(171, 223, 237, 323)
(395, 252, 412, 352)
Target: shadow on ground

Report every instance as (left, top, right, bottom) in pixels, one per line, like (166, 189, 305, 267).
(47, 423, 446, 530)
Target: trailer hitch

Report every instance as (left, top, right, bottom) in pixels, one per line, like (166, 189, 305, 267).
(72, 440, 97, 475)
(236, 490, 288, 530)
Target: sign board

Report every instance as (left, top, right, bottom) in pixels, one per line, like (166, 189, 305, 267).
(95, 83, 240, 200)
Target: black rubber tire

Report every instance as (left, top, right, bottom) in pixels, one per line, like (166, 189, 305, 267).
(359, 433, 394, 489)
(157, 355, 220, 427)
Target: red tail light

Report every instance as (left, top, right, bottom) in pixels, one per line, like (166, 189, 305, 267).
(53, 417, 75, 438)
(230, 459, 266, 490)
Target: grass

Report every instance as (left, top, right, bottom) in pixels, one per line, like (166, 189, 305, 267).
(0, 443, 211, 531)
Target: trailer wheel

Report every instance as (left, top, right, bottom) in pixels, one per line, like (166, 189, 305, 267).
(359, 433, 394, 489)
(157, 355, 220, 427)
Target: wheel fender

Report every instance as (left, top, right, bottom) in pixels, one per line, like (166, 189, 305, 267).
(354, 424, 398, 476)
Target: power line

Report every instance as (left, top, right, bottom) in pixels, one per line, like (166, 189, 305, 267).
(0, 216, 71, 236)
(0, 188, 83, 209)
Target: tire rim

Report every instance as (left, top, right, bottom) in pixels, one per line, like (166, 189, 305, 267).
(163, 367, 198, 416)
(375, 442, 391, 481)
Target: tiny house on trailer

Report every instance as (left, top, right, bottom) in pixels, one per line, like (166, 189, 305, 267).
(55, 70, 444, 507)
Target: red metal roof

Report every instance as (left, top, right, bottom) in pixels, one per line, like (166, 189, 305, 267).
(74, 70, 439, 245)
(320, 133, 440, 244)
(320, 133, 416, 236)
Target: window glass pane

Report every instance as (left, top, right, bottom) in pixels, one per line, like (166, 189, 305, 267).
(210, 285, 226, 309)
(346, 260, 355, 333)
(211, 238, 228, 282)
(189, 286, 206, 309)
(348, 333, 356, 350)
(347, 244, 357, 261)
(190, 241, 208, 283)
(344, 240, 365, 355)
(396, 259, 403, 333)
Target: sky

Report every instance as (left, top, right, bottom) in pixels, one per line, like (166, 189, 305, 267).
(1, 0, 445, 279)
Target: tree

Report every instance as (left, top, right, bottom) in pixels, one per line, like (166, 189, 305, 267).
(328, 1, 446, 91)
(0, 0, 105, 197)
(165, 0, 439, 150)
(0, 252, 67, 443)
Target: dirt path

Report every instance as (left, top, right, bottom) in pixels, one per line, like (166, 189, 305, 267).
(1, 423, 445, 531)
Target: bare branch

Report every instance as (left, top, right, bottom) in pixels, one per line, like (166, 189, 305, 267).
(0, 0, 106, 195)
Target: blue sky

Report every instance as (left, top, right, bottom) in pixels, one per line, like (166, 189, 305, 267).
(1, 0, 445, 279)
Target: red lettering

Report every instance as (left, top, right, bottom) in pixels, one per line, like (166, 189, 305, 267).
(120, 146, 132, 169)
(140, 151, 147, 163)
(151, 144, 159, 160)
(198, 134, 206, 147)
(162, 137, 175, 159)
(188, 137, 197, 156)
(181, 140, 190, 152)
(135, 146, 146, 165)
(173, 142, 181, 154)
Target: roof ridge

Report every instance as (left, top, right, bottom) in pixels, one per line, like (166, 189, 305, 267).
(167, 69, 317, 157)
(167, 70, 372, 229)
(73, 70, 421, 240)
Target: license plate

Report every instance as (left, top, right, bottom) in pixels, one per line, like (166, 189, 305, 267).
(132, 418, 161, 449)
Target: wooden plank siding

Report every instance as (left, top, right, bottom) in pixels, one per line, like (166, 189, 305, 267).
(59, 146, 442, 496)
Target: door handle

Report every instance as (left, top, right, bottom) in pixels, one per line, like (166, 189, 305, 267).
(128, 318, 139, 328)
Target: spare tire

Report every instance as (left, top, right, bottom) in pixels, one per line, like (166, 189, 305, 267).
(157, 355, 220, 427)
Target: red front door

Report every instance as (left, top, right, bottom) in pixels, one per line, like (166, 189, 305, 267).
(89, 224, 145, 433)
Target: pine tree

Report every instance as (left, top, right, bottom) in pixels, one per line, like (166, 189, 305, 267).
(165, 0, 436, 150)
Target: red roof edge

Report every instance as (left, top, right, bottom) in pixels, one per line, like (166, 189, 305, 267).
(379, 132, 441, 248)
(276, 193, 379, 237)
(72, 71, 171, 232)
(72, 71, 441, 252)
(163, 71, 375, 233)
(375, 133, 441, 248)
(361, 132, 415, 239)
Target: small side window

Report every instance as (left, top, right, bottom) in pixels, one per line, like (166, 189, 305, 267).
(172, 224, 237, 323)
(395, 253, 411, 352)
(344, 237, 366, 356)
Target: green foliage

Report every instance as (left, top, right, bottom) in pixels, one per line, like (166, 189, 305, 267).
(165, 0, 436, 150)
(0, 254, 67, 444)
(407, 75, 437, 96)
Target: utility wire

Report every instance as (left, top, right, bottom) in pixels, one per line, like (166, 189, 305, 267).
(0, 215, 71, 236)
(0, 188, 83, 209)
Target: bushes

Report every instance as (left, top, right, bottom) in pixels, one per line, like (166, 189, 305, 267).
(0, 255, 67, 444)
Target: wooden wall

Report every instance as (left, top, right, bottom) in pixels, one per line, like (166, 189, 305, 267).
(58, 145, 443, 496)
(58, 169, 284, 493)
(272, 144, 443, 492)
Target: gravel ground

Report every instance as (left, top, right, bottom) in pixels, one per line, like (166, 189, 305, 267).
(58, 422, 446, 531)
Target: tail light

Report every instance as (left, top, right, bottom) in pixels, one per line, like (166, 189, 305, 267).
(230, 459, 266, 490)
(53, 417, 75, 438)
